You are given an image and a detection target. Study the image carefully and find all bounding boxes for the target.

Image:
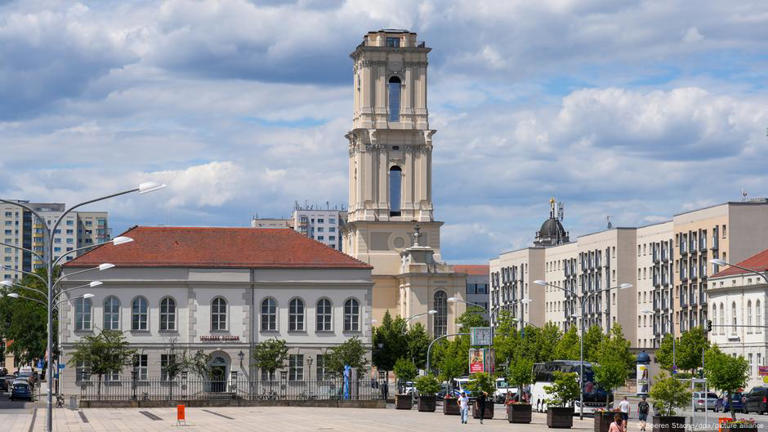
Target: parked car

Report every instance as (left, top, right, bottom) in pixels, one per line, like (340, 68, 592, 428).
(719, 392, 746, 413)
(17, 367, 35, 387)
(744, 387, 768, 415)
(693, 392, 719, 411)
(10, 379, 33, 401)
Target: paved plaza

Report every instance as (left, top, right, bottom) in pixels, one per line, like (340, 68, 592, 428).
(4, 404, 736, 432)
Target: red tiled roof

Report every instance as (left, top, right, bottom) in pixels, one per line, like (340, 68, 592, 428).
(453, 264, 489, 275)
(711, 248, 768, 278)
(64, 226, 372, 270)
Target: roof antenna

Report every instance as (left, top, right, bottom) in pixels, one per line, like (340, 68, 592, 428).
(606, 216, 613, 229)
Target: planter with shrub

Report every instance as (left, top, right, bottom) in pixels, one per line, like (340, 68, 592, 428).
(506, 401, 532, 423)
(393, 358, 417, 410)
(544, 371, 579, 428)
(414, 374, 440, 412)
(649, 372, 690, 432)
(593, 410, 619, 432)
(443, 395, 460, 415)
(467, 372, 495, 419)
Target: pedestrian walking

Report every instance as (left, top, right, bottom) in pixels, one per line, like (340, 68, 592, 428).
(477, 391, 487, 424)
(619, 396, 631, 430)
(638, 396, 650, 432)
(609, 413, 623, 432)
(458, 391, 470, 424)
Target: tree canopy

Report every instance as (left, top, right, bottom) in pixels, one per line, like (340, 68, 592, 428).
(252, 338, 289, 373)
(553, 326, 580, 360)
(703, 345, 749, 417)
(326, 336, 369, 374)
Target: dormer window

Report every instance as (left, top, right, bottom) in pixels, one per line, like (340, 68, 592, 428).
(386, 37, 400, 47)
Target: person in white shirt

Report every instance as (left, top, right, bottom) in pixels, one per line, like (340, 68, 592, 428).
(619, 396, 631, 429)
(458, 391, 470, 424)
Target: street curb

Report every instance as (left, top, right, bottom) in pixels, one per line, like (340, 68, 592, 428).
(28, 404, 38, 432)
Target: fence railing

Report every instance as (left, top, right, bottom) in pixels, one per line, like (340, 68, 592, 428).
(78, 377, 387, 401)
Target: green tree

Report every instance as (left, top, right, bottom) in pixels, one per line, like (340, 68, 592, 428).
(372, 311, 408, 375)
(0, 267, 59, 364)
(703, 345, 749, 418)
(543, 371, 579, 407)
(553, 326, 580, 360)
(435, 339, 467, 385)
(69, 329, 135, 400)
(414, 373, 441, 395)
(534, 322, 562, 362)
(456, 305, 489, 329)
(252, 338, 289, 376)
(406, 322, 430, 369)
(677, 327, 710, 372)
(583, 325, 604, 363)
(187, 350, 212, 379)
(466, 371, 495, 395)
(327, 336, 368, 374)
(649, 371, 691, 416)
(655, 334, 675, 371)
(593, 357, 628, 408)
(506, 354, 534, 400)
(598, 325, 634, 371)
(393, 357, 417, 392)
(492, 310, 520, 370)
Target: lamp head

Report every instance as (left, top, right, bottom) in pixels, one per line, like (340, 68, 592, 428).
(619, 283, 633, 289)
(89, 281, 102, 288)
(711, 258, 727, 266)
(0, 280, 12, 287)
(82, 293, 95, 299)
(447, 297, 458, 303)
(8, 293, 19, 298)
(427, 309, 437, 315)
(138, 181, 167, 194)
(98, 263, 115, 271)
(112, 236, 134, 246)
(533, 280, 547, 286)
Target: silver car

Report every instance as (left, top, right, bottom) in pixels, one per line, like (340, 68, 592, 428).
(694, 391, 719, 411)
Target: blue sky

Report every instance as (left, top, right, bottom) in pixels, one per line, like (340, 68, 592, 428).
(1, 0, 767, 263)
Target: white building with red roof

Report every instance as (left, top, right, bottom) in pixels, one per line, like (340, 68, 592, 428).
(708, 248, 768, 389)
(59, 226, 373, 397)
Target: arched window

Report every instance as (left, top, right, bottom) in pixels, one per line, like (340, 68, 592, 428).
(131, 297, 148, 330)
(211, 297, 227, 331)
(160, 297, 177, 331)
(75, 297, 92, 331)
(316, 298, 332, 332)
(103, 296, 120, 330)
(758, 301, 763, 334)
(748, 300, 753, 333)
(289, 298, 305, 332)
(434, 290, 448, 337)
(388, 76, 401, 122)
(389, 166, 402, 216)
(732, 302, 737, 335)
(719, 303, 725, 335)
(711, 305, 717, 335)
(344, 298, 360, 332)
(261, 297, 277, 331)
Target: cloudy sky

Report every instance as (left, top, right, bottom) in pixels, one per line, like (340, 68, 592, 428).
(2, 0, 767, 263)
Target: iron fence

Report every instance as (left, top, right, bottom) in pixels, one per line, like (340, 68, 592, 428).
(79, 377, 387, 401)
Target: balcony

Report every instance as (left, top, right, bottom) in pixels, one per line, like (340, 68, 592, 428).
(653, 274, 660, 287)
(690, 292, 697, 306)
(653, 247, 660, 263)
(681, 269, 688, 282)
(680, 297, 687, 308)
(690, 265, 697, 280)
(689, 238, 697, 254)
(712, 236, 719, 250)
(699, 237, 707, 251)
(700, 291, 707, 305)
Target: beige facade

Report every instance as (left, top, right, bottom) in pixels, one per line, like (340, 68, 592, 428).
(491, 199, 768, 349)
(343, 30, 465, 335)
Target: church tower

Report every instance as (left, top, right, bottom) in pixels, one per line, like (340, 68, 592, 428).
(344, 30, 465, 337)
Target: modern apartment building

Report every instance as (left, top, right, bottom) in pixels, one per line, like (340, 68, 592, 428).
(250, 205, 346, 250)
(490, 198, 768, 349)
(454, 265, 490, 320)
(0, 201, 109, 280)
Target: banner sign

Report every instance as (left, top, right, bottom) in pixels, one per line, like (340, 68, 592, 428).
(759, 366, 768, 376)
(200, 335, 240, 343)
(470, 327, 493, 346)
(469, 348, 485, 374)
(636, 363, 650, 395)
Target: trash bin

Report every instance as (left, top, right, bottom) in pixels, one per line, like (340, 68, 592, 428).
(69, 395, 77, 410)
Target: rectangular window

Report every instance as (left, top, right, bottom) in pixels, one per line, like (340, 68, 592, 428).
(329, 236, 335, 241)
(75, 298, 92, 331)
(161, 354, 176, 381)
(289, 354, 304, 381)
(66, 220, 74, 226)
(317, 227, 324, 232)
(317, 236, 324, 240)
(260, 369, 276, 382)
(133, 354, 148, 381)
(329, 218, 336, 224)
(318, 218, 324, 223)
(76, 360, 89, 383)
(316, 355, 328, 381)
(329, 227, 335, 232)
(386, 37, 400, 47)
(104, 370, 119, 382)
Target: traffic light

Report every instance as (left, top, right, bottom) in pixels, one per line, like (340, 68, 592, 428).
(707, 320, 712, 332)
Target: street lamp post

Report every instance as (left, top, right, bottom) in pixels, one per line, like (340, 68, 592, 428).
(0, 181, 165, 432)
(711, 258, 768, 285)
(425, 332, 470, 374)
(534, 279, 632, 419)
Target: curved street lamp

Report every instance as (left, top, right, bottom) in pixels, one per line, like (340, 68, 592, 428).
(0, 181, 164, 432)
(534, 279, 632, 419)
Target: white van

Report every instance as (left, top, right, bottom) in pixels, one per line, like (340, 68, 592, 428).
(494, 378, 518, 403)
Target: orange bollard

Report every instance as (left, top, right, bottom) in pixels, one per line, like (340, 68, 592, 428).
(177, 404, 186, 425)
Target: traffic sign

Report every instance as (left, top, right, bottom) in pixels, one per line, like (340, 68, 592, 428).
(58, 363, 65, 369)
(470, 327, 493, 346)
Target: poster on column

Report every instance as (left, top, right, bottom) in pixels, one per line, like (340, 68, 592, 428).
(636, 363, 650, 395)
(469, 348, 485, 374)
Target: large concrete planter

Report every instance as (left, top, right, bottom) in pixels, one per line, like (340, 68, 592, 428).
(652, 415, 686, 432)
(395, 394, 412, 410)
(547, 407, 574, 428)
(418, 396, 436, 412)
(506, 403, 532, 423)
(472, 400, 494, 419)
(443, 399, 460, 415)
(593, 412, 615, 432)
